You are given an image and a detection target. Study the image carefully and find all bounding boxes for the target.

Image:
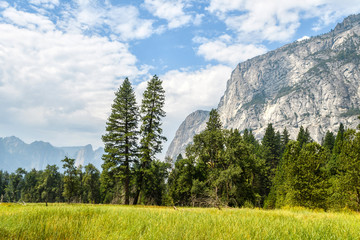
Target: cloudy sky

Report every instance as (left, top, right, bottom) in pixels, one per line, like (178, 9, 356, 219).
(1, 0, 360, 156)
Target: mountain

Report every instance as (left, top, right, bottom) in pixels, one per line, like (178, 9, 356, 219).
(167, 14, 360, 159)
(166, 110, 209, 158)
(0, 136, 104, 172)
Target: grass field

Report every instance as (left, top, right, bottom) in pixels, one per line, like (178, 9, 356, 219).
(0, 203, 359, 239)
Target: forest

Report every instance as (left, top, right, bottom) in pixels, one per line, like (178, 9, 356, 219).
(1, 75, 360, 211)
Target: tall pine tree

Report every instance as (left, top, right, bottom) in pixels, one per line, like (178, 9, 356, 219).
(135, 75, 166, 204)
(102, 78, 139, 205)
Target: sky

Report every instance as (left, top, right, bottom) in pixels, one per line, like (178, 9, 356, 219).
(1, 0, 360, 157)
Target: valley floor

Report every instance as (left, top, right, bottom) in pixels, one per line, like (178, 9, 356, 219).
(0, 203, 359, 239)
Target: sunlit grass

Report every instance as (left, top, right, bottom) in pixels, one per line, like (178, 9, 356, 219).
(0, 203, 359, 239)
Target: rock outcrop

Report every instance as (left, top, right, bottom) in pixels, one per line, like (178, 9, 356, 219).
(166, 110, 209, 159)
(167, 14, 360, 159)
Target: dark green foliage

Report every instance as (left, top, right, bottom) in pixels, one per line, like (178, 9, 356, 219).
(296, 126, 311, 148)
(39, 165, 62, 205)
(136, 75, 167, 205)
(62, 157, 79, 203)
(260, 124, 281, 200)
(0, 171, 7, 201)
(333, 123, 345, 156)
(140, 75, 166, 163)
(142, 160, 171, 205)
(169, 157, 194, 206)
(170, 112, 260, 208)
(22, 169, 41, 203)
(281, 128, 290, 153)
(102, 78, 139, 205)
(83, 164, 101, 203)
(4, 168, 26, 202)
(322, 131, 335, 151)
(271, 142, 330, 209)
(328, 129, 360, 210)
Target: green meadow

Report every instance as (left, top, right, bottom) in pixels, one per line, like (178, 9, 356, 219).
(0, 203, 359, 239)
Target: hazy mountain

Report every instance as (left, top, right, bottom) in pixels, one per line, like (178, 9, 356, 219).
(167, 14, 360, 159)
(0, 136, 104, 172)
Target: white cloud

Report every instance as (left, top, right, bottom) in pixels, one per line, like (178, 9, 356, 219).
(56, 1, 157, 41)
(0, 1, 9, 8)
(207, 0, 360, 43)
(297, 35, 310, 42)
(196, 36, 267, 66)
(143, 0, 196, 29)
(29, 0, 59, 9)
(2, 7, 55, 32)
(161, 65, 233, 116)
(0, 23, 146, 147)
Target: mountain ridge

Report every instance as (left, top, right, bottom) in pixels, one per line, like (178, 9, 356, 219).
(0, 136, 104, 172)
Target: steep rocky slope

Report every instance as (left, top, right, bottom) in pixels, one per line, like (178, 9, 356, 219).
(166, 110, 209, 158)
(167, 14, 360, 159)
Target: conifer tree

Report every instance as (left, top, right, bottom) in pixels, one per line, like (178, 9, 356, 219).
(322, 130, 335, 151)
(262, 123, 281, 170)
(281, 127, 290, 152)
(102, 78, 139, 204)
(135, 75, 166, 204)
(62, 157, 79, 203)
(297, 126, 311, 147)
(333, 123, 345, 155)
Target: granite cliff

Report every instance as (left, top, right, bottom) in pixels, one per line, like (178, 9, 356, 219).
(167, 14, 360, 159)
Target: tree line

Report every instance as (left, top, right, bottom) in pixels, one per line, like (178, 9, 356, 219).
(169, 110, 360, 211)
(1, 75, 360, 211)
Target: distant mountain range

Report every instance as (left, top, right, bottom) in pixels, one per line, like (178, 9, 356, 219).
(0, 136, 104, 172)
(167, 13, 360, 159)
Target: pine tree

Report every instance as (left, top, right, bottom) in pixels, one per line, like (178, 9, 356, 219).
(102, 78, 139, 205)
(83, 164, 100, 203)
(281, 127, 290, 153)
(262, 123, 281, 170)
(333, 123, 345, 155)
(322, 130, 335, 151)
(62, 157, 79, 203)
(135, 75, 166, 204)
(40, 165, 61, 206)
(297, 126, 311, 148)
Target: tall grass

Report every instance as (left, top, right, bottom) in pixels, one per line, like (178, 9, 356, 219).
(0, 203, 359, 239)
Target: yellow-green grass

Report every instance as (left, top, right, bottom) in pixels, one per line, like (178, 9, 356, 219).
(0, 203, 359, 239)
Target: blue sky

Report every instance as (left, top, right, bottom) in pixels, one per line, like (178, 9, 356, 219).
(1, 0, 360, 157)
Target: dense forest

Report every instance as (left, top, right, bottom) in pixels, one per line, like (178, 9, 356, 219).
(1, 76, 360, 211)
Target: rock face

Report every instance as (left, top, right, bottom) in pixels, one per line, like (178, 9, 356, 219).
(167, 14, 360, 159)
(166, 110, 209, 159)
(0, 136, 104, 172)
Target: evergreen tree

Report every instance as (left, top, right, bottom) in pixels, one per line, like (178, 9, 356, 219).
(22, 169, 41, 203)
(260, 124, 281, 201)
(280, 127, 290, 153)
(243, 129, 258, 147)
(39, 165, 61, 206)
(322, 130, 335, 151)
(330, 129, 360, 210)
(169, 157, 195, 206)
(333, 123, 345, 155)
(102, 77, 139, 205)
(262, 123, 281, 172)
(62, 157, 79, 203)
(5, 168, 26, 202)
(135, 75, 166, 205)
(297, 126, 311, 147)
(83, 164, 100, 203)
